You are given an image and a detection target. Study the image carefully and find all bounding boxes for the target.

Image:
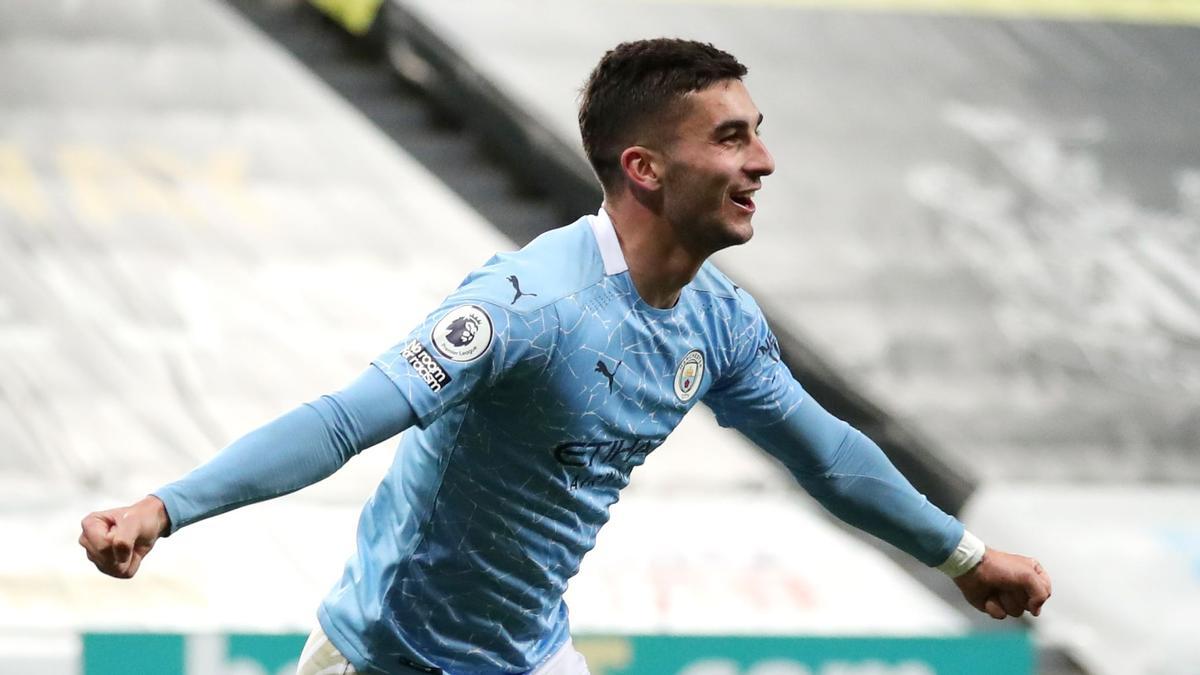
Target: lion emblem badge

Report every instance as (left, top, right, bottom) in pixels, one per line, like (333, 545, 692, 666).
(431, 305, 493, 362)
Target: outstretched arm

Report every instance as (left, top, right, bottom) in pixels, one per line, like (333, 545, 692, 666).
(79, 364, 416, 578)
(704, 300, 1050, 619)
(742, 396, 1051, 619)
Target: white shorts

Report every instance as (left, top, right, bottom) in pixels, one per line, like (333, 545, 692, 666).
(296, 626, 590, 675)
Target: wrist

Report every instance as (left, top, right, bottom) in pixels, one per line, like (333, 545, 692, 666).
(937, 529, 986, 578)
(138, 494, 171, 537)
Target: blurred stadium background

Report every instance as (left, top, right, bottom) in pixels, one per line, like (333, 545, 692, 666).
(2, 0, 1198, 673)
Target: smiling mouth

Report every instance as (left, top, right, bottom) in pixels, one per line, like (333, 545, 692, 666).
(730, 191, 757, 213)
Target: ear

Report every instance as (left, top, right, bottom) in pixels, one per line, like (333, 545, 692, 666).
(618, 146, 662, 192)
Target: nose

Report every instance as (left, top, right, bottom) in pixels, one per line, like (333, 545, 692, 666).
(748, 134, 775, 178)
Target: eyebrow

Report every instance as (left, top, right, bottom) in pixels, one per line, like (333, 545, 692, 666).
(713, 113, 765, 136)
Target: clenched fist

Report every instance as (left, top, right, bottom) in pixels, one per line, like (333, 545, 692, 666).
(954, 547, 1052, 619)
(79, 496, 171, 579)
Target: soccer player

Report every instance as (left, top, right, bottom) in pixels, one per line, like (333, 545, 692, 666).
(79, 39, 1051, 675)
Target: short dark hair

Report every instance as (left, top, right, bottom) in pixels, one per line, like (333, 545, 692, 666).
(578, 39, 748, 191)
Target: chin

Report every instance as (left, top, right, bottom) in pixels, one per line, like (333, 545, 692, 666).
(726, 216, 756, 245)
(708, 220, 754, 253)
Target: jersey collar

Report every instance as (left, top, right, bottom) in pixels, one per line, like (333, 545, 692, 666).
(588, 205, 629, 276)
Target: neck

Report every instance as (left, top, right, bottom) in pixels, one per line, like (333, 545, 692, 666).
(603, 196, 706, 310)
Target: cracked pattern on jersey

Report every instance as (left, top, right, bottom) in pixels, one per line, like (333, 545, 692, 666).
(322, 220, 804, 674)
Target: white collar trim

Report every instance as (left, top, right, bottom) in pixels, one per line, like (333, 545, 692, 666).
(588, 205, 628, 276)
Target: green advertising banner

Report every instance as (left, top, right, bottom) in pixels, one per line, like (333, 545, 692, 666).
(575, 634, 1032, 675)
(83, 633, 306, 675)
(84, 632, 1031, 675)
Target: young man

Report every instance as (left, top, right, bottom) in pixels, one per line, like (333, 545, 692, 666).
(79, 39, 1051, 675)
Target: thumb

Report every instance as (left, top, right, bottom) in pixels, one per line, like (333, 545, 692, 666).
(983, 597, 1007, 620)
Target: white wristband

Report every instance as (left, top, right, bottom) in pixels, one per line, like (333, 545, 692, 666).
(937, 529, 986, 578)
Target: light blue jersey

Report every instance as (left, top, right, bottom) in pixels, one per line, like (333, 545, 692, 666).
(319, 209, 809, 673)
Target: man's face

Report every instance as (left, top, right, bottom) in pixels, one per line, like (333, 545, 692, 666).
(656, 79, 775, 254)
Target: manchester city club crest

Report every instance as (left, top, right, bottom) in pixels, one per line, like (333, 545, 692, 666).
(431, 304, 494, 362)
(673, 349, 705, 402)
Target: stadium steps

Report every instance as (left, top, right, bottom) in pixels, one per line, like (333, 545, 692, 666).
(225, 0, 561, 248)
